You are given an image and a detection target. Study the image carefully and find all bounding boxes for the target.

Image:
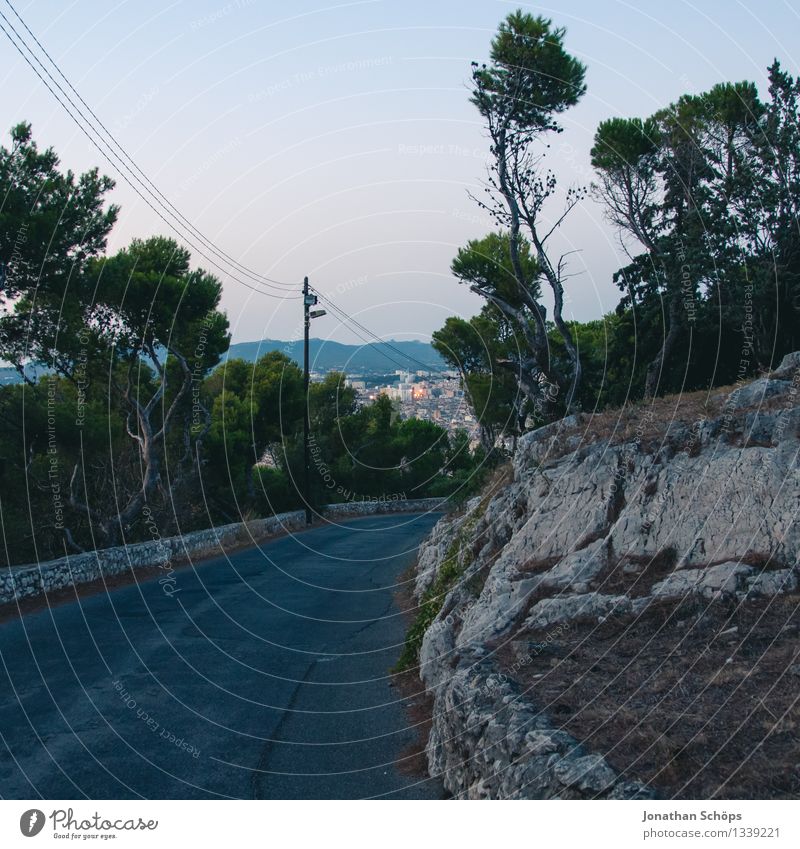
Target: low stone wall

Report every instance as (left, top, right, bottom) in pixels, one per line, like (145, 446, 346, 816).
(427, 654, 652, 800)
(323, 498, 444, 519)
(0, 498, 445, 607)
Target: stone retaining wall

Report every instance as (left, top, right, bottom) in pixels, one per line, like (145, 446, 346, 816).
(0, 498, 445, 607)
(427, 654, 652, 799)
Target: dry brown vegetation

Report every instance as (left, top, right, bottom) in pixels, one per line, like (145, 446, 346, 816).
(535, 375, 800, 468)
(391, 667, 439, 780)
(499, 594, 800, 798)
(391, 560, 446, 790)
(549, 386, 732, 459)
(589, 548, 678, 598)
(589, 388, 729, 444)
(479, 460, 514, 502)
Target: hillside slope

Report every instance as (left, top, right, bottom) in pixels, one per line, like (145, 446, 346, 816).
(224, 337, 445, 373)
(410, 352, 800, 799)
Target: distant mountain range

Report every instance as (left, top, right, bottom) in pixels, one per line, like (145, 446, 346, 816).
(0, 365, 43, 386)
(223, 338, 446, 374)
(0, 367, 22, 386)
(0, 339, 446, 386)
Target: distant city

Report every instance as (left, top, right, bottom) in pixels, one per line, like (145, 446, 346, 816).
(225, 337, 477, 439)
(335, 369, 477, 442)
(1, 343, 478, 442)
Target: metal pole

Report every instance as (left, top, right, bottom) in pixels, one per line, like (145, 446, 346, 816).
(303, 276, 312, 525)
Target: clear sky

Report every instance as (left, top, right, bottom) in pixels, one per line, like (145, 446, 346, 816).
(3, 0, 798, 346)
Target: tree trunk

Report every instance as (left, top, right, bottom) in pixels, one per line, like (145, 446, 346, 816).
(551, 283, 582, 411)
(644, 295, 682, 398)
(479, 423, 495, 455)
(527, 230, 582, 412)
(495, 129, 556, 389)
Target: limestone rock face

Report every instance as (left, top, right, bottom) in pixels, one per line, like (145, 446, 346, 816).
(651, 561, 753, 601)
(524, 592, 632, 632)
(424, 658, 652, 800)
(728, 377, 792, 410)
(773, 350, 800, 379)
(413, 364, 800, 799)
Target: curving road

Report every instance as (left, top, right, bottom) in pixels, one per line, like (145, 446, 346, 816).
(0, 513, 444, 799)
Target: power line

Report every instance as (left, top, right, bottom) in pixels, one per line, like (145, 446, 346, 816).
(312, 288, 452, 376)
(4, 0, 295, 293)
(312, 287, 449, 373)
(4, 0, 462, 366)
(311, 298, 421, 373)
(0, 6, 299, 301)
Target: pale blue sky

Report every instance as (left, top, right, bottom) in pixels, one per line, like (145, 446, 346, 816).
(3, 0, 798, 345)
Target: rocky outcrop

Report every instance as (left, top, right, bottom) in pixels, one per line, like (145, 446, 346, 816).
(427, 658, 651, 800)
(413, 354, 800, 799)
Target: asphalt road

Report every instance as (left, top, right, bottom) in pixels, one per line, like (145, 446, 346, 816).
(0, 513, 444, 799)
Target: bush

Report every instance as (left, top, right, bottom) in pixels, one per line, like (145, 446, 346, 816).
(253, 466, 300, 514)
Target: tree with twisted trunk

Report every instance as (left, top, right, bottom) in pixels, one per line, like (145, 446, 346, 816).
(466, 12, 587, 416)
(16, 235, 229, 547)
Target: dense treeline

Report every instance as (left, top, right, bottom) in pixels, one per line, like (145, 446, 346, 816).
(3, 12, 798, 563)
(435, 12, 800, 444)
(0, 124, 479, 566)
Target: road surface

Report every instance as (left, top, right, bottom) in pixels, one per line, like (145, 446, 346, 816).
(0, 513, 443, 799)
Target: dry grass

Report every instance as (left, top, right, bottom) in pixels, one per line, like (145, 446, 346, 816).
(535, 373, 800, 467)
(391, 668, 438, 779)
(481, 460, 514, 499)
(517, 554, 564, 576)
(499, 594, 800, 798)
(590, 548, 678, 598)
(592, 387, 730, 442)
(553, 386, 731, 459)
(390, 561, 445, 790)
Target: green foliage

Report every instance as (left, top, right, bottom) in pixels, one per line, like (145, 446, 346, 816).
(86, 236, 230, 367)
(465, 15, 588, 416)
(590, 117, 661, 172)
(433, 302, 527, 449)
(0, 375, 128, 564)
(310, 371, 357, 429)
(395, 528, 473, 672)
(202, 352, 304, 518)
(200, 350, 485, 525)
(0, 123, 119, 376)
(394, 495, 498, 672)
(307, 391, 472, 505)
(0, 122, 118, 304)
(591, 62, 800, 395)
(471, 12, 586, 132)
(252, 466, 296, 514)
(451, 232, 539, 308)
(545, 313, 642, 411)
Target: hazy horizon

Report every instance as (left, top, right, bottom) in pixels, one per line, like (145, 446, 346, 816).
(4, 0, 798, 345)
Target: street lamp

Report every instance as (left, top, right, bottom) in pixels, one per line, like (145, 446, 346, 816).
(302, 278, 326, 524)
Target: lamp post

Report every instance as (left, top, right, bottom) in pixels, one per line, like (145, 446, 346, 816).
(302, 277, 326, 525)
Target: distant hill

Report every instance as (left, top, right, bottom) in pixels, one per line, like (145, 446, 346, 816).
(0, 365, 44, 386)
(223, 338, 446, 374)
(0, 367, 21, 386)
(0, 339, 446, 386)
